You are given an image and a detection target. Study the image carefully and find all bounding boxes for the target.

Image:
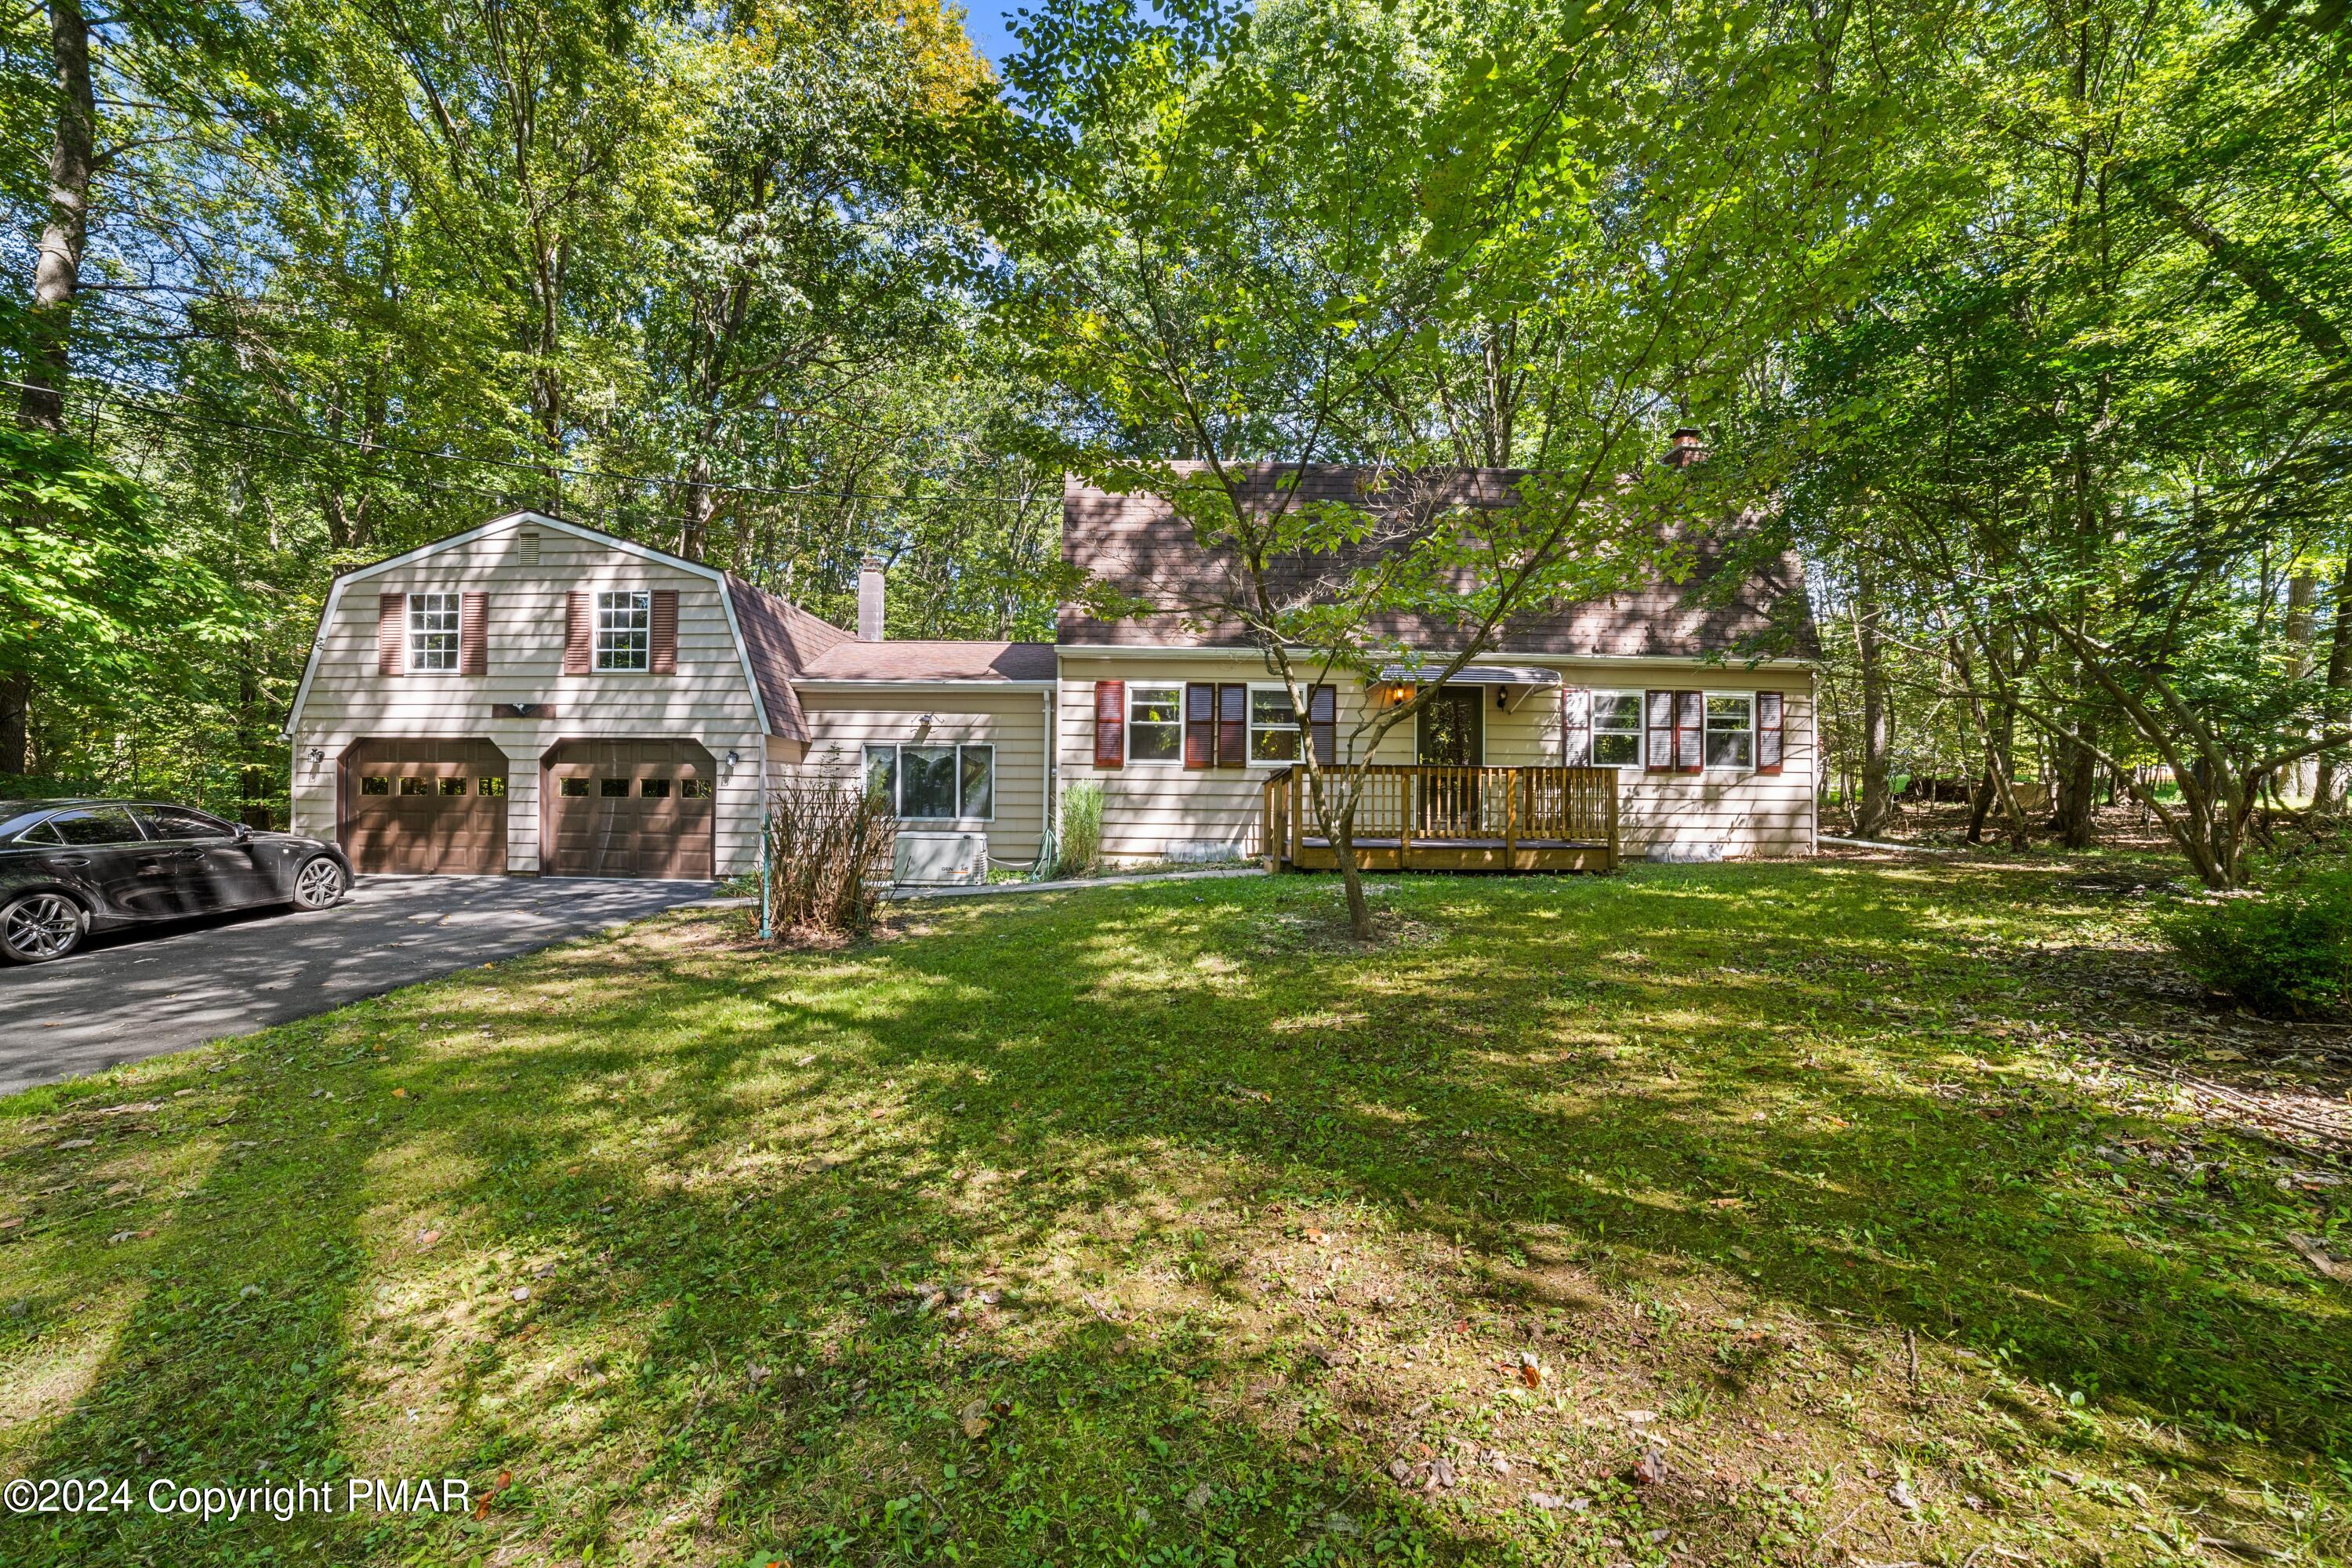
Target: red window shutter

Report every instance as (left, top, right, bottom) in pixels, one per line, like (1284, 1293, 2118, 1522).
(1093, 680, 1125, 768)
(1216, 683, 1247, 768)
(1644, 689, 1671, 771)
(1676, 691, 1704, 773)
(650, 589, 678, 674)
(459, 592, 488, 676)
(378, 593, 405, 677)
(564, 592, 590, 675)
(1757, 691, 1784, 774)
(1308, 684, 1336, 766)
(1183, 682, 1214, 768)
(1562, 687, 1592, 766)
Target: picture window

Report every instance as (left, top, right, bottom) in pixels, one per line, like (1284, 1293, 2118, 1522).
(864, 742, 993, 821)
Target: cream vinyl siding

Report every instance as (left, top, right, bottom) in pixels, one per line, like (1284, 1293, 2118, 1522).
(1058, 654, 1816, 862)
(783, 688, 1051, 866)
(1548, 669, 1817, 859)
(288, 517, 768, 875)
(1057, 655, 1395, 863)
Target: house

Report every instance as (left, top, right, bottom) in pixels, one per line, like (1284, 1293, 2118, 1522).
(282, 463, 1816, 879)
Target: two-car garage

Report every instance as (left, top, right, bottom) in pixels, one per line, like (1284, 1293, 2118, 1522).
(339, 737, 716, 880)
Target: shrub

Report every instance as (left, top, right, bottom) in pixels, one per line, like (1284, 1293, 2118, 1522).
(2159, 873, 2352, 1018)
(760, 777, 898, 938)
(1054, 782, 1104, 879)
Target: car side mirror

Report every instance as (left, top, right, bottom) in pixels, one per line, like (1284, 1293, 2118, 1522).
(233, 822, 253, 842)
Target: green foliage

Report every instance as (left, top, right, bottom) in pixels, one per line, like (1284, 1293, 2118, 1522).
(2161, 876, 2352, 1018)
(0, 423, 244, 701)
(1053, 779, 1105, 877)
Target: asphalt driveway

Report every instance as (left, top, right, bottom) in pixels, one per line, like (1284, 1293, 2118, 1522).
(0, 876, 717, 1096)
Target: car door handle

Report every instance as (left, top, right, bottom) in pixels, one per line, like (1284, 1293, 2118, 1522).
(57, 855, 90, 867)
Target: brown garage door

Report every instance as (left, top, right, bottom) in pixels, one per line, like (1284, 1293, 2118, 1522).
(343, 738, 509, 874)
(543, 739, 716, 879)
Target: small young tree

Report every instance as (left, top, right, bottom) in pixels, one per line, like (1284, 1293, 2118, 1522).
(1006, 0, 1941, 934)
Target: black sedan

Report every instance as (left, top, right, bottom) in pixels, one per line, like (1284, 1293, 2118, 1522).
(0, 800, 352, 965)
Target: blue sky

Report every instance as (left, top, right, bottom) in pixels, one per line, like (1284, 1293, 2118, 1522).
(960, 2, 1025, 67)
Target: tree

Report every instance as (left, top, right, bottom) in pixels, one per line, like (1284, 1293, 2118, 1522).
(1008, 0, 1946, 934)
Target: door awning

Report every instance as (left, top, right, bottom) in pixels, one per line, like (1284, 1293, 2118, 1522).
(1374, 664, 1563, 688)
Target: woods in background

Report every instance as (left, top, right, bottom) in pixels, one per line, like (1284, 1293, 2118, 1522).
(3, 0, 2346, 890)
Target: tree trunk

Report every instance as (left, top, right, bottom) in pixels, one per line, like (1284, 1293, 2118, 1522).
(2051, 731, 2098, 848)
(2287, 572, 2318, 803)
(0, 673, 28, 775)
(1853, 565, 1894, 837)
(679, 448, 715, 561)
(2314, 559, 2352, 813)
(20, 0, 95, 434)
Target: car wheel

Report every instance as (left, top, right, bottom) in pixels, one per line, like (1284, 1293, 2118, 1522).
(0, 891, 87, 964)
(290, 856, 348, 911)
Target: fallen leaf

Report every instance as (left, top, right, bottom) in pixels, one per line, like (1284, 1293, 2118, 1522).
(1889, 1479, 1920, 1512)
(1519, 1362, 1542, 1388)
(958, 1399, 991, 1439)
(1632, 1448, 1666, 1486)
(1183, 1481, 1213, 1512)
(416, 1229, 440, 1248)
(391, 1088, 408, 1099)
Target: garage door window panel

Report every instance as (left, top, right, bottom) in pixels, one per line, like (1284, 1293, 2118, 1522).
(596, 592, 651, 670)
(642, 779, 671, 798)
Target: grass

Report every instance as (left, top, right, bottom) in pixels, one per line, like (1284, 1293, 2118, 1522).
(0, 861, 2346, 1567)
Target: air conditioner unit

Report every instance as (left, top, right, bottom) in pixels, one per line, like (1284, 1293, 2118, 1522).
(895, 832, 989, 887)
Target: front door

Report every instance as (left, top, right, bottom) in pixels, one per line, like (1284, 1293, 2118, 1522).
(1417, 688, 1485, 835)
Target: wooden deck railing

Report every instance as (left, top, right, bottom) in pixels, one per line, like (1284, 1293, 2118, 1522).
(1261, 764, 1619, 873)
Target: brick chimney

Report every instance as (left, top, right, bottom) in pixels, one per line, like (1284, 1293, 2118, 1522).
(857, 556, 886, 641)
(1664, 427, 1708, 468)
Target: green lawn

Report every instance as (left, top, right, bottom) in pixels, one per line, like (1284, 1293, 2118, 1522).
(1, 862, 2346, 1566)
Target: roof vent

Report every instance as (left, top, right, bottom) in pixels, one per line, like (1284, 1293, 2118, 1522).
(518, 529, 541, 565)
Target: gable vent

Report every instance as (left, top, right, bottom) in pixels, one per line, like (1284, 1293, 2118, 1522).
(518, 530, 541, 565)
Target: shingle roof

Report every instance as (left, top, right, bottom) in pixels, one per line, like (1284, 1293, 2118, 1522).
(1058, 464, 1817, 660)
(726, 575, 854, 741)
(796, 640, 1059, 682)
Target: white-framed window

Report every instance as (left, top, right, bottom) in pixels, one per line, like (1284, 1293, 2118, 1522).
(408, 593, 460, 671)
(1129, 684, 1181, 762)
(1248, 685, 1300, 763)
(1704, 692, 1754, 768)
(865, 742, 993, 821)
(1591, 689, 1642, 768)
(595, 590, 651, 671)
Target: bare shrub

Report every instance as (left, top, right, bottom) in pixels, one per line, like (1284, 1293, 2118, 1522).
(763, 777, 898, 938)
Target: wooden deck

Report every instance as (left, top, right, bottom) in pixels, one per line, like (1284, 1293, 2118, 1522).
(1261, 764, 1619, 873)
